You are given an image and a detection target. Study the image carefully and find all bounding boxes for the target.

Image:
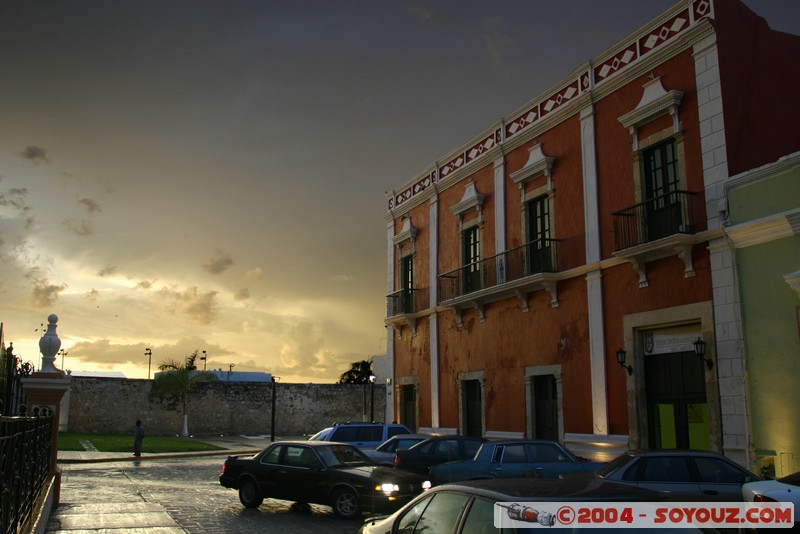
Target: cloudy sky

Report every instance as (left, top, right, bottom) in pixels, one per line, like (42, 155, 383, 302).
(1, 1, 798, 383)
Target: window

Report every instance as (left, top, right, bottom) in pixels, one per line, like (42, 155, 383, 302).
(526, 195, 553, 273)
(462, 226, 481, 293)
(433, 440, 460, 457)
(643, 139, 678, 198)
(493, 444, 528, 464)
(400, 255, 414, 313)
(502, 444, 529, 464)
(412, 492, 470, 534)
(261, 445, 283, 465)
(530, 443, 566, 463)
(694, 457, 747, 484)
(397, 494, 434, 534)
(461, 497, 497, 534)
(464, 440, 483, 458)
(642, 139, 683, 240)
(639, 456, 692, 483)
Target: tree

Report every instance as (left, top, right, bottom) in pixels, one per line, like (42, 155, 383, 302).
(151, 350, 217, 437)
(338, 359, 373, 384)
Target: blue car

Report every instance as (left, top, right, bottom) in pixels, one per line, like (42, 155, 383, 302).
(429, 439, 604, 485)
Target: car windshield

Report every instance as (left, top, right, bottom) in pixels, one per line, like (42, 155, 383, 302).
(317, 444, 373, 468)
(308, 429, 330, 441)
(595, 453, 633, 478)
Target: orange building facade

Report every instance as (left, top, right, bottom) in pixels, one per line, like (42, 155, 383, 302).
(384, 0, 800, 467)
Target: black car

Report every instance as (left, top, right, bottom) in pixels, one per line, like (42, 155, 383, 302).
(393, 435, 487, 475)
(358, 477, 676, 533)
(593, 449, 761, 501)
(219, 441, 430, 519)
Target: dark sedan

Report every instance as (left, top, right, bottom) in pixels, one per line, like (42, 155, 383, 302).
(393, 435, 487, 475)
(594, 449, 761, 501)
(429, 439, 604, 485)
(219, 441, 430, 519)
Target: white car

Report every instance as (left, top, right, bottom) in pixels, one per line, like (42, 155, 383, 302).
(742, 470, 800, 525)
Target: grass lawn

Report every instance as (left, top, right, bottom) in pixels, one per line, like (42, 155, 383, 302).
(58, 432, 226, 453)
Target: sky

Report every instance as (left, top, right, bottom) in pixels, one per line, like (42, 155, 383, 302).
(1, 1, 799, 383)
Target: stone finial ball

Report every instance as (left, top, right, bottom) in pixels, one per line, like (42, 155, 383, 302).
(48, 313, 58, 324)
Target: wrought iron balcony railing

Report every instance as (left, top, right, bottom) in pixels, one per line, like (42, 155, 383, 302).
(386, 288, 429, 317)
(612, 190, 699, 251)
(438, 238, 558, 302)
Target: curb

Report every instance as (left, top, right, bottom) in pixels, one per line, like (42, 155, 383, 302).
(58, 448, 261, 464)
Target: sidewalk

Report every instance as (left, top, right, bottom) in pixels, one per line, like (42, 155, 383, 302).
(46, 435, 293, 533)
(56, 434, 275, 464)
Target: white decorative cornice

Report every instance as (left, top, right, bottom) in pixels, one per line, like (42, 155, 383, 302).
(726, 151, 800, 190)
(393, 216, 418, 247)
(450, 180, 484, 219)
(725, 208, 800, 248)
(510, 143, 555, 190)
(618, 76, 683, 135)
(387, 0, 712, 213)
(784, 271, 800, 299)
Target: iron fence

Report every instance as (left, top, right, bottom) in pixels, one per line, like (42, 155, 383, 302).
(438, 238, 559, 302)
(386, 288, 429, 317)
(612, 190, 699, 251)
(0, 413, 54, 534)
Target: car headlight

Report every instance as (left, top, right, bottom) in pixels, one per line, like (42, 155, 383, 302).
(376, 483, 400, 493)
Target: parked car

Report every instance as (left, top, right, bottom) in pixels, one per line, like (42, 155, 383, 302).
(742, 470, 800, 525)
(364, 434, 431, 466)
(358, 477, 675, 534)
(393, 435, 487, 475)
(219, 440, 430, 519)
(429, 439, 603, 485)
(593, 449, 761, 501)
(308, 422, 412, 450)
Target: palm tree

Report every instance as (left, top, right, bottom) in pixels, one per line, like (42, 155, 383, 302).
(151, 350, 217, 437)
(338, 359, 373, 384)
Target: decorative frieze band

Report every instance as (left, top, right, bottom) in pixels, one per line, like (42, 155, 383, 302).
(389, 0, 713, 211)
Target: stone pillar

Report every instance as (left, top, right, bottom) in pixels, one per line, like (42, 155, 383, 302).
(21, 313, 71, 507)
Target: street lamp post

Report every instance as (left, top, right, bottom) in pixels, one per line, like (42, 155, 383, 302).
(58, 349, 68, 370)
(270, 376, 280, 442)
(145, 348, 152, 380)
(369, 375, 376, 422)
(200, 350, 207, 371)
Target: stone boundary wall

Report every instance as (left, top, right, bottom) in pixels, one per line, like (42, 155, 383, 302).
(64, 377, 387, 437)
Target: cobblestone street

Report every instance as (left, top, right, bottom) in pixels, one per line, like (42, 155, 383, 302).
(50, 456, 364, 533)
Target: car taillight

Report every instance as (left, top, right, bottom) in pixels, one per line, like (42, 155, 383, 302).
(394, 455, 401, 467)
(753, 494, 779, 503)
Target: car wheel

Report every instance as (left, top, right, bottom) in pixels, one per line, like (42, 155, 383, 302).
(332, 487, 360, 519)
(238, 478, 264, 508)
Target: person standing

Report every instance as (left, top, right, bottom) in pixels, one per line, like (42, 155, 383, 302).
(134, 419, 145, 457)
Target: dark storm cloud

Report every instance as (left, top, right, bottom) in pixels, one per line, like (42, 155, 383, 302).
(203, 251, 234, 275)
(30, 279, 67, 307)
(0, 187, 32, 214)
(157, 285, 218, 325)
(63, 219, 92, 236)
(98, 265, 117, 277)
(17, 146, 50, 164)
(137, 280, 155, 290)
(78, 198, 102, 213)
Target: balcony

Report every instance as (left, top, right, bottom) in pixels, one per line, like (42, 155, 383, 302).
(437, 239, 561, 324)
(386, 288, 429, 334)
(612, 190, 703, 287)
